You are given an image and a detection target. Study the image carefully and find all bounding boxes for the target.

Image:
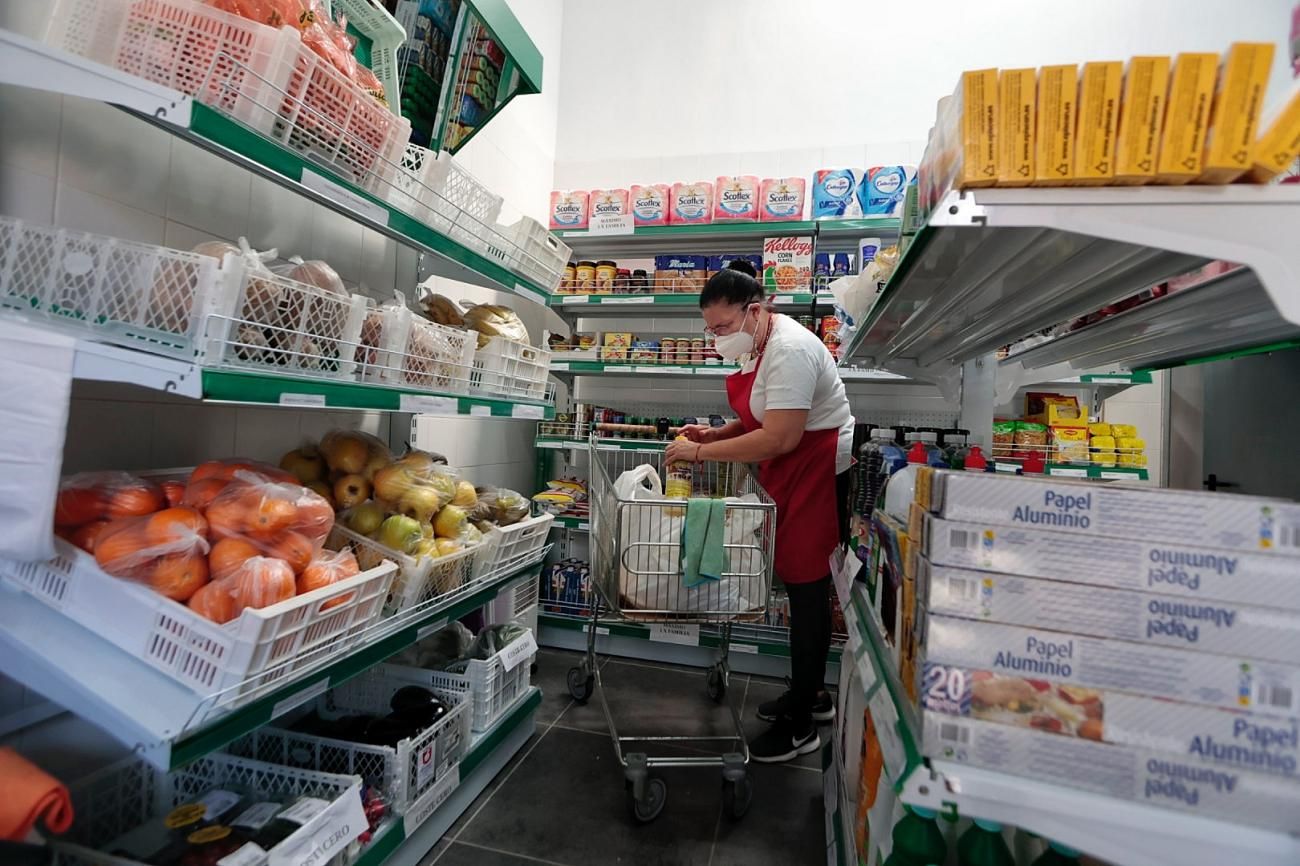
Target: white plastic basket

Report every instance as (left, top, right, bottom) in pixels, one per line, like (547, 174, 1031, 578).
(43, 0, 299, 137)
(489, 573, 541, 635)
(507, 217, 570, 292)
(204, 255, 368, 379)
(491, 513, 554, 572)
(386, 146, 508, 266)
(379, 629, 536, 732)
(328, 523, 497, 616)
(49, 752, 362, 866)
(230, 669, 470, 825)
(0, 216, 222, 360)
(0, 537, 395, 712)
(359, 303, 476, 394)
(333, 0, 406, 117)
(472, 336, 551, 399)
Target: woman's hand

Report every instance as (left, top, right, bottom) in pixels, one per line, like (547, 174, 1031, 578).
(665, 438, 705, 464)
(677, 423, 718, 444)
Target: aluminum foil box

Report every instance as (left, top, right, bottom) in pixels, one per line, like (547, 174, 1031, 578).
(920, 712, 1300, 833)
(920, 470, 1300, 557)
(923, 615, 1300, 716)
(922, 560, 1300, 664)
(922, 514, 1300, 610)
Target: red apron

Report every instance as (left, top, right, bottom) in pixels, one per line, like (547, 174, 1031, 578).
(726, 352, 840, 584)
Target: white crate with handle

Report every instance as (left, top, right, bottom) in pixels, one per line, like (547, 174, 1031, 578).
(472, 335, 551, 400)
(358, 301, 476, 394)
(507, 216, 570, 293)
(0, 537, 395, 715)
(230, 668, 471, 826)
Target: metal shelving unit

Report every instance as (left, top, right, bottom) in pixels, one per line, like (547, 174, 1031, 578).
(554, 216, 900, 258)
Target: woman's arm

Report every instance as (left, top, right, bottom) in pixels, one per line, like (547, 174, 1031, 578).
(666, 409, 808, 464)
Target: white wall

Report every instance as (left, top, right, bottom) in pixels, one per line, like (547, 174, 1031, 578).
(0, 0, 564, 493)
(554, 0, 1296, 191)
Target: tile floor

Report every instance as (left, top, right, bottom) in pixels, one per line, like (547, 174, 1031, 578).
(422, 648, 827, 866)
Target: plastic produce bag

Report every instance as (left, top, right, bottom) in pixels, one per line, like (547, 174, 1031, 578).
(371, 458, 459, 523)
(462, 304, 529, 349)
(182, 459, 297, 510)
(466, 623, 528, 660)
(188, 555, 296, 624)
(204, 470, 336, 568)
(319, 429, 394, 481)
(297, 548, 361, 607)
(55, 471, 164, 527)
(492, 488, 529, 526)
(272, 256, 349, 299)
(93, 507, 211, 601)
(418, 291, 466, 328)
(611, 465, 760, 614)
(390, 621, 474, 667)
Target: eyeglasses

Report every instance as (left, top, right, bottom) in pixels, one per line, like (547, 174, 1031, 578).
(703, 301, 757, 337)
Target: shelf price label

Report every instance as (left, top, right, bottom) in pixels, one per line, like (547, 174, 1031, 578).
(511, 404, 546, 419)
(551, 362, 570, 371)
(649, 623, 700, 646)
(399, 394, 458, 414)
(500, 631, 539, 672)
(1048, 467, 1088, 478)
(279, 393, 326, 407)
(561, 295, 589, 304)
(597, 296, 645, 305)
(268, 785, 368, 866)
(868, 685, 908, 783)
(829, 546, 861, 609)
(585, 213, 635, 235)
(404, 769, 460, 836)
(300, 169, 389, 226)
(469, 405, 492, 417)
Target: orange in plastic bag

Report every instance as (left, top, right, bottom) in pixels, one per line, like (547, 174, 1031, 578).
(55, 472, 164, 528)
(298, 548, 361, 608)
(229, 556, 297, 610)
(93, 507, 211, 602)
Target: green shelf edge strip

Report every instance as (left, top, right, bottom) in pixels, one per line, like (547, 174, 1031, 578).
(169, 564, 544, 767)
(351, 688, 541, 866)
(1077, 370, 1153, 384)
(555, 217, 901, 244)
(186, 104, 550, 300)
(1135, 338, 1300, 373)
(537, 611, 844, 662)
(548, 292, 833, 309)
(201, 369, 553, 418)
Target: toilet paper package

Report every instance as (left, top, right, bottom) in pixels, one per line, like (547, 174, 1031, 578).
(921, 514, 1300, 610)
(630, 183, 670, 226)
(713, 176, 760, 222)
(669, 181, 714, 225)
(549, 190, 589, 230)
(759, 177, 806, 221)
(811, 168, 865, 218)
(922, 560, 1300, 664)
(588, 188, 630, 220)
(857, 166, 917, 216)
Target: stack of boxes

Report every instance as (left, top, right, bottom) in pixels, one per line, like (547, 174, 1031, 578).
(868, 469, 1300, 832)
(393, 0, 459, 147)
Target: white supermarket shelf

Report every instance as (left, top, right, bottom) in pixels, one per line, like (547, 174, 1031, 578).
(0, 555, 545, 770)
(841, 186, 1300, 374)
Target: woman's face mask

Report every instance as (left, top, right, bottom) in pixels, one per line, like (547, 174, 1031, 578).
(712, 305, 756, 360)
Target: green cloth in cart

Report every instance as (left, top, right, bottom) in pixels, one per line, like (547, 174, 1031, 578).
(681, 498, 725, 587)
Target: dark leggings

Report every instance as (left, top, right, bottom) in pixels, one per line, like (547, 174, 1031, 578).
(784, 469, 850, 728)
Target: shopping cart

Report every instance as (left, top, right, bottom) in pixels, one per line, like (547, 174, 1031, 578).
(566, 439, 777, 823)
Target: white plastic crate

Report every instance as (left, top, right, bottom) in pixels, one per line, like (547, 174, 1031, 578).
(328, 523, 497, 616)
(489, 574, 540, 636)
(0, 216, 222, 360)
(386, 147, 508, 266)
(204, 254, 368, 379)
(359, 303, 475, 394)
(379, 629, 537, 732)
(472, 335, 551, 399)
(230, 669, 470, 824)
(491, 513, 554, 573)
(43, 0, 299, 137)
(333, 0, 406, 117)
(507, 217, 570, 293)
(0, 537, 395, 712)
(49, 752, 362, 866)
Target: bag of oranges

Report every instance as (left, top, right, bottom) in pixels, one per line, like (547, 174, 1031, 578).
(188, 555, 298, 625)
(55, 472, 165, 530)
(298, 548, 362, 609)
(93, 507, 211, 602)
(204, 470, 336, 566)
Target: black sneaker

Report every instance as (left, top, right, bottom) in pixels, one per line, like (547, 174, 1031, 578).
(749, 720, 821, 764)
(755, 681, 836, 723)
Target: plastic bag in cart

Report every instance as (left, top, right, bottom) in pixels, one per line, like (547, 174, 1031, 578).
(611, 464, 764, 615)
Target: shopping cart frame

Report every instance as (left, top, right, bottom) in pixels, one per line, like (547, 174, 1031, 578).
(565, 439, 777, 823)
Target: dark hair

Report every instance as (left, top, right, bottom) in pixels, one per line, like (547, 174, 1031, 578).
(700, 267, 763, 308)
(725, 258, 758, 278)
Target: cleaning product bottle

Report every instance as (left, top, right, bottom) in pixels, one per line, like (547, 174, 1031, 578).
(665, 435, 693, 499)
(883, 806, 947, 866)
(883, 440, 929, 522)
(963, 445, 988, 472)
(854, 428, 906, 516)
(915, 431, 947, 467)
(1031, 841, 1082, 866)
(956, 819, 1015, 866)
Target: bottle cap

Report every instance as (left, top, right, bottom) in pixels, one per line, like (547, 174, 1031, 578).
(973, 818, 1003, 832)
(1023, 452, 1046, 474)
(964, 445, 988, 471)
(870, 428, 895, 439)
(917, 431, 938, 443)
(906, 441, 928, 464)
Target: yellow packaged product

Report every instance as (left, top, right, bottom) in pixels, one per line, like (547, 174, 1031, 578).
(997, 68, 1036, 186)
(601, 332, 633, 362)
(955, 68, 999, 188)
(1117, 437, 1146, 452)
(1088, 422, 1112, 437)
(1110, 424, 1138, 438)
(1090, 435, 1117, 451)
(1246, 81, 1300, 182)
(1113, 56, 1171, 184)
(1155, 53, 1219, 184)
(1033, 65, 1078, 186)
(1074, 61, 1124, 185)
(1118, 452, 1148, 467)
(1199, 42, 1275, 183)
(1091, 450, 1118, 467)
(1051, 426, 1090, 463)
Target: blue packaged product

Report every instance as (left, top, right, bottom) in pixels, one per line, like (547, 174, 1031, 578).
(858, 165, 918, 216)
(813, 252, 831, 276)
(654, 254, 708, 272)
(811, 168, 865, 218)
(706, 253, 762, 274)
(832, 253, 851, 276)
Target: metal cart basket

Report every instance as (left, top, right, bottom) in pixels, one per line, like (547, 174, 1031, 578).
(566, 440, 777, 822)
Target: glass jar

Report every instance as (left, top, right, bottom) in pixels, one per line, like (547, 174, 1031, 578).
(595, 260, 617, 293)
(614, 268, 631, 293)
(631, 269, 649, 292)
(575, 260, 596, 293)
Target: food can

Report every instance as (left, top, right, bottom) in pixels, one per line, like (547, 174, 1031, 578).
(690, 337, 705, 364)
(595, 260, 617, 293)
(660, 337, 676, 363)
(575, 260, 596, 293)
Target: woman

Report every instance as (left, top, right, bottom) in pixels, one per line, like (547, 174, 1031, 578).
(665, 261, 853, 763)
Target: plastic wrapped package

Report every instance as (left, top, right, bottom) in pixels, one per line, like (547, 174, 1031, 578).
(419, 292, 466, 328)
(205, 471, 335, 551)
(390, 621, 474, 668)
(93, 507, 211, 601)
(297, 547, 361, 607)
(188, 556, 296, 624)
(272, 257, 349, 299)
(319, 429, 394, 480)
(466, 623, 528, 660)
(371, 459, 459, 523)
(462, 304, 529, 348)
(182, 459, 296, 511)
(55, 471, 165, 528)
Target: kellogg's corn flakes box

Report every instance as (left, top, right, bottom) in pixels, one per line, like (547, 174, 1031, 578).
(762, 236, 813, 293)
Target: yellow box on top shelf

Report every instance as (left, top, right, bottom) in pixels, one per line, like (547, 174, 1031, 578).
(956, 68, 1000, 188)
(1246, 80, 1300, 182)
(1199, 42, 1275, 183)
(1113, 56, 1171, 184)
(1033, 65, 1078, 186)
(997, 68, 1036, 186)
(1074, 61, 1123, 184)
(1155, 52, 1219, 183)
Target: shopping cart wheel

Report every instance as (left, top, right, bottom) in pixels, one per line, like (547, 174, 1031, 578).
(722, 775, 753, 820)
(626, 776, 668, 823)
(567, 665, 594, 702)
(705, 666, 726, 702)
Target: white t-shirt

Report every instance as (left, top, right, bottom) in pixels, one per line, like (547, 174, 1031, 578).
(743, 315, 856, 473)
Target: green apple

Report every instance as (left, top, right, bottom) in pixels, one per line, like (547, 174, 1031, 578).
(377, 514, 423, 555)
(346, 500, 386, 537)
